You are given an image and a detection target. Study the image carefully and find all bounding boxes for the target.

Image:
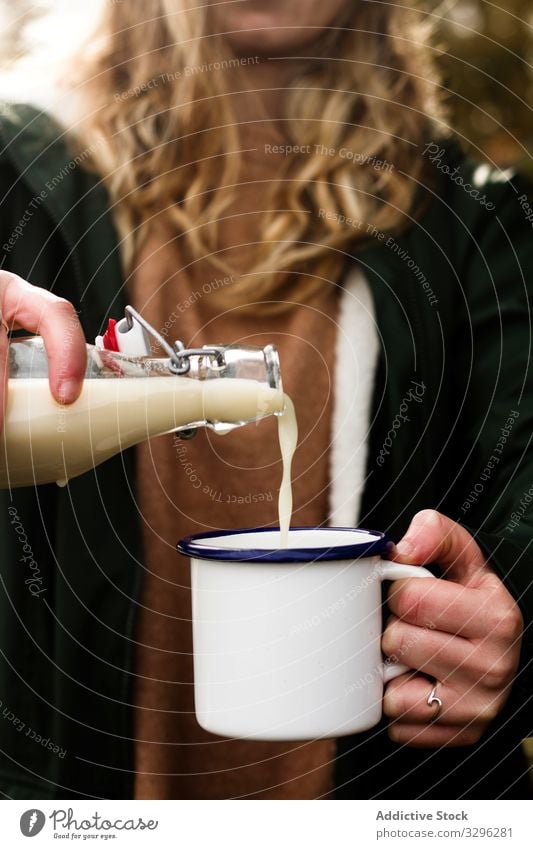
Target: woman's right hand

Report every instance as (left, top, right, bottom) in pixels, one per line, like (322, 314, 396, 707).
(0, 271, 87, 430)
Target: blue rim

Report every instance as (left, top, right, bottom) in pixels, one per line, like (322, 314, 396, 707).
(176, 526, 392, 563)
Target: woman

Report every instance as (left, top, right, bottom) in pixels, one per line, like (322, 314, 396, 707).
(0, 0, 531, 799)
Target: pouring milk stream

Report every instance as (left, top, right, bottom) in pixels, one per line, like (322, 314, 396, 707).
(0, 307, 298, 545)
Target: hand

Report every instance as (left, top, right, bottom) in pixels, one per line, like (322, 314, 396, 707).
(0, 271, 86, 428)
(382, 509, 523, 747)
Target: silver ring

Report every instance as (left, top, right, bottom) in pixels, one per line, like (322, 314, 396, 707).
(427, 682, 443, 720)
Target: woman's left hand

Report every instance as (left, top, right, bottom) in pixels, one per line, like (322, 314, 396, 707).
(382, 509, 524, 747)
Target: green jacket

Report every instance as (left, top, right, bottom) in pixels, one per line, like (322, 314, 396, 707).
(0, 104, 532, 799)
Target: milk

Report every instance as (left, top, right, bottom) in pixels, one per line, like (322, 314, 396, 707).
(0, 377, 284, 489)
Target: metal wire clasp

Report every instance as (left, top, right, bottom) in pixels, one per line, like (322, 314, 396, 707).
(124, 305, 226, 375)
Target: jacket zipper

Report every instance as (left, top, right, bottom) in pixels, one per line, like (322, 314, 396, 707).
(404, 263, 435, 506)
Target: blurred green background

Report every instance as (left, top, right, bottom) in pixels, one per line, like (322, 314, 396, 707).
(0, 0, 531, 786)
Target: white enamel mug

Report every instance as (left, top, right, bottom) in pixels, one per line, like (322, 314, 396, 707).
(177, 527, 434, 740)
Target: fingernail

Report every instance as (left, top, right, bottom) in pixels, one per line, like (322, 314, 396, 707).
(57, 380, 79, 404)
(395, 538, 414, 558)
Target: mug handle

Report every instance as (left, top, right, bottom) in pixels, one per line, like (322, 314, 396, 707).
(377, 560, 434, 683)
